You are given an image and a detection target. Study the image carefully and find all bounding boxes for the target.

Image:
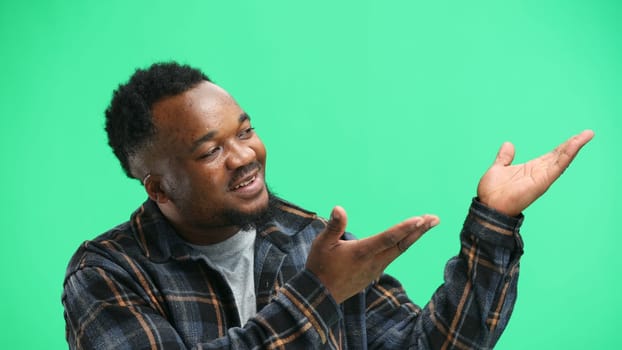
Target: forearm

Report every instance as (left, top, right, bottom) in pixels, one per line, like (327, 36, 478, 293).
(365, 199, 523, 349)
(63, 267, 341, 349)
(423, 198, 523, 348)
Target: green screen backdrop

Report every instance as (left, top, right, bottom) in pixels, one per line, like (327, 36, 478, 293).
(1, 0, 620, 348)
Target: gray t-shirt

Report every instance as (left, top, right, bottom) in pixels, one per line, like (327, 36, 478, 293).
(188, 228, 256, 325)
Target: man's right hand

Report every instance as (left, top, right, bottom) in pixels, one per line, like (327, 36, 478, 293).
(305, 206, 440, 304)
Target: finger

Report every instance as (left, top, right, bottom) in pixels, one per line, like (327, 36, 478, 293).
(396, 215, 440, 254)
(358, 214, 438, 255)
(550, 129, 595, 172)
(356, 217, 423, 255)
(493, 142, 515, 166)
(375, 215, 440, 269)
(320, 206, 348, 242)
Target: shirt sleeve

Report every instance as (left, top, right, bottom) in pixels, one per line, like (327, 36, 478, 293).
(63, 260, 341, 349)
(364, 198, 524, 349)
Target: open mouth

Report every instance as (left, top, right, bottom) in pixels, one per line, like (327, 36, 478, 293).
(228, 162, 263, 194)
(231, 175, 256, 190)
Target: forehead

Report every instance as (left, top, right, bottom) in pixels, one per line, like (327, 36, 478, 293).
(151, 81, 243, 149)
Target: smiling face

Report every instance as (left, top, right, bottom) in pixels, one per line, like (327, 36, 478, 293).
(141, 81, 269, 243)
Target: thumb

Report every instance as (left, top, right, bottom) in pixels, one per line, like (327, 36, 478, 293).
(494, 142, 515, 166)
(322, 206, 348, 241)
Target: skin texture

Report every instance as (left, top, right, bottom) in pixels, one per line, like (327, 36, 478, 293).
(134, 80, 594, 304)
(305, 207, 440, 303)
(477, 130, 595, 216)
(139, 81, 269, 244)
(309, 130, 594, 303)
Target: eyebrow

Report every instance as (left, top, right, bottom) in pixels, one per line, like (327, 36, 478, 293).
(190, 113, 251, 153)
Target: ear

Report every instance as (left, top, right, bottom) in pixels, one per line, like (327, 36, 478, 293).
(143, 174, 170, 204)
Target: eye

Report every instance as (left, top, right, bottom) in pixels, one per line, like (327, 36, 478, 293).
(238, 127, 255, 140)
(199, 146, 221, 160)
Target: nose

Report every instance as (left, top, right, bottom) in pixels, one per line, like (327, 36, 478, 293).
(226, 140, 255, 170)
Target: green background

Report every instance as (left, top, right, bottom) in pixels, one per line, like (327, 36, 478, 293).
(1, 0, 619, 348)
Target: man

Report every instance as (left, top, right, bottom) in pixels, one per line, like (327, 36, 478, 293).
(62, 62, 593, 349)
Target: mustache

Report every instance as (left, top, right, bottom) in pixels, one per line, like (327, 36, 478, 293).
(229, 161, 262, 186)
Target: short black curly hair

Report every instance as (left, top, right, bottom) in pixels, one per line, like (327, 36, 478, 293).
(105, 62, 210, 179)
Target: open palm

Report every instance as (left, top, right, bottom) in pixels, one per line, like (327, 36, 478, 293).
(477, 130, 594, 217)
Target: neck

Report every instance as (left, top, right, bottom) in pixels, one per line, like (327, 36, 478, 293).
(174, 222, 242, 245)
(158, 204, 243, 246)
(157, 192, 276, 245)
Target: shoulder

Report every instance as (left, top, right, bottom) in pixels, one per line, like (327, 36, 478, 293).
(271, 196, 318, 221)
(265, 197, 323, 235)
(64, 221, 142, 278)
(266, 196, 358, 241)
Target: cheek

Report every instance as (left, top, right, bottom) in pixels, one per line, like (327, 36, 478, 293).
(253, 139, 267, 163)
(188, 164, 228, 191)
(164, 175, 191, 200)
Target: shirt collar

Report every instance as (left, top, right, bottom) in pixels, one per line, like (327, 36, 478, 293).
(129, 197, 318, 263)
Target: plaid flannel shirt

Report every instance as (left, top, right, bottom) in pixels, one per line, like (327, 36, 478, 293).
(62, 197, 523, 349)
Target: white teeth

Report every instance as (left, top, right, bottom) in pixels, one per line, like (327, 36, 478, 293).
(233, 176, 255, 190)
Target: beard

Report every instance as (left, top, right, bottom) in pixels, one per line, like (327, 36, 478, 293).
(221, 185, 279, 231)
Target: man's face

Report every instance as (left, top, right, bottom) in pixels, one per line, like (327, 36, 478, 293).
(148, 81, 269, 232)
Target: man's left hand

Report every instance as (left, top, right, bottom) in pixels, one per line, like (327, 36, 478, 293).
(477, 130, 594, 216)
